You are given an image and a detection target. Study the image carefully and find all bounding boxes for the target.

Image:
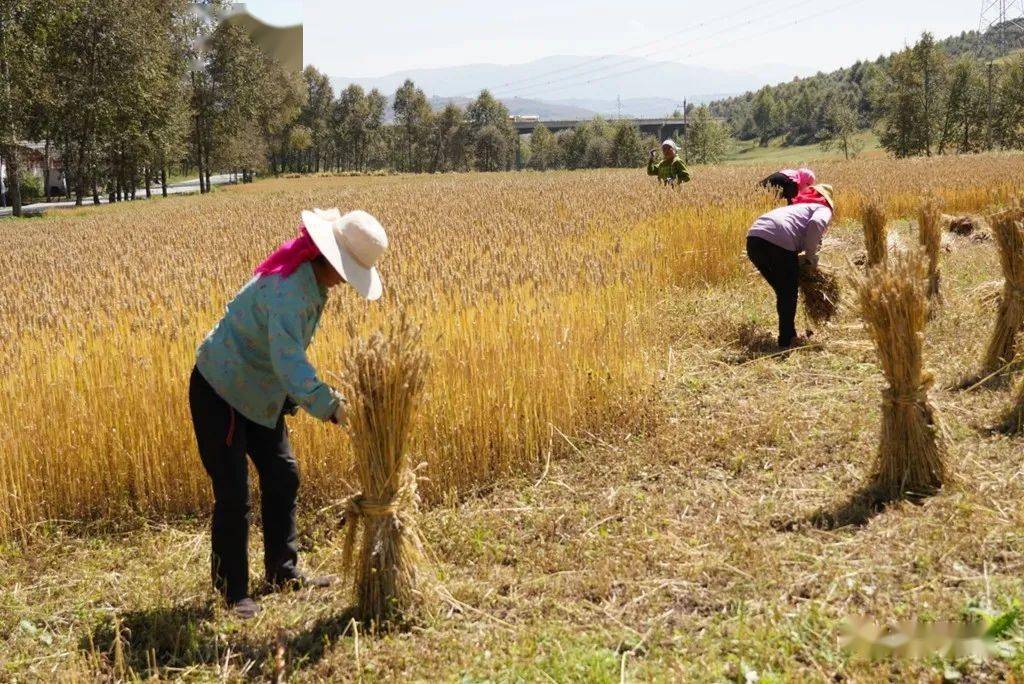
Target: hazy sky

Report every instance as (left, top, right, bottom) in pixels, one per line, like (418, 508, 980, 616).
(242, 1, 984, 86)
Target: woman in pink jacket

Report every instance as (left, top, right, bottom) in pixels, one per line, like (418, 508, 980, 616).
(746, 184, 835, 348)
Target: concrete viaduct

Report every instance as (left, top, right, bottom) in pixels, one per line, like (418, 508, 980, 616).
(512, 118, 686, 140)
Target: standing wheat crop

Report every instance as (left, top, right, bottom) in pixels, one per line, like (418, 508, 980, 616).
(339, 315, 430, 626)
(855, 250, 947, 502)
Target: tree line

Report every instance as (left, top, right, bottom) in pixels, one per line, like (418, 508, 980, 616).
(3, 0, 715, 218)
(709, 23, 1024, 159)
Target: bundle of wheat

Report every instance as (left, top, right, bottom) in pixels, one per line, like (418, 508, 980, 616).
(799, 262, 841, 325)
(918, 193, 943, 302)
(862, 199, 889, 269)
(855, 250, 947, 502)
(965, 206, 1024, 386)
(339, 315, 430, 626)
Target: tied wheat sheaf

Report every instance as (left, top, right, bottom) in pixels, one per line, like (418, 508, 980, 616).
(799, 261, 841, 325)
(339, 315, 430, 626)
(855, 250, 947, 502)
(962, 204, 1024, 388)
(918, 193, 944, 302)
(862, 198, 889, 269)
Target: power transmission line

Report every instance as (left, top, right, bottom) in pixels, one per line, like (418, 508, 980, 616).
(495, 0, 870, 101)
(476, 0, 768, 95)
(490, 0, 811, 99)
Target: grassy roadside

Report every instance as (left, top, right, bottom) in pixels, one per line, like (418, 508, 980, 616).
(3, 213, 1024, 681)
(723, 132, 884, 166)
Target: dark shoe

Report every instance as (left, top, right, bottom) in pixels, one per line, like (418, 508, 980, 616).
(229, 597, 261, 619)
(781, 334, 809, 349)
(270, 573, 335, 592)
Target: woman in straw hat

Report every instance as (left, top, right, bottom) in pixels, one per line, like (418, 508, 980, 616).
(746, 184, 835, 348)
(760, 167, 816, 205)
(647, 139, 691, 186)
(189, 208, 388, 618)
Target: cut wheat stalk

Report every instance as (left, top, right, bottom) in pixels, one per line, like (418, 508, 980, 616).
(855, 249, 947, 503)
(862, 198, 889, 270)
(339, 314, 430, 627)
(799, 261, 841, 326)
(918, 193, 943, 303)
(959, 205, 1024, 389)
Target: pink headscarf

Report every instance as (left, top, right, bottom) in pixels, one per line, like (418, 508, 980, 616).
(793, 186, 831, 209)
(254, 225, 322, 278)
(781, 168, 816, 192)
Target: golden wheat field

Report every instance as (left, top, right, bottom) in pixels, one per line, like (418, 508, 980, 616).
(1, 155, 1023, 541)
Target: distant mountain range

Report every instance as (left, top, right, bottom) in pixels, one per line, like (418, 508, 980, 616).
(334, 55, 806, 121)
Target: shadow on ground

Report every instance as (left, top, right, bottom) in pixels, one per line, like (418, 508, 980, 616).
(82, 599, 361, 678)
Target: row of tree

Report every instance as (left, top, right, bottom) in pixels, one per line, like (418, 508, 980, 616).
(710, 24, 1024, 158)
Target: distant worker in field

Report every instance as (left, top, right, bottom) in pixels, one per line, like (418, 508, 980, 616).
(746, 184, 834, 348)
(189, 208, 388, 619)
(647, 139, 691, 186)
(760, 167, 816, 205)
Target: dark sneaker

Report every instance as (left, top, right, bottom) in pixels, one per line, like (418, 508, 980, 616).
(270, 573, 335, 592)
(229, 597, 261, 619)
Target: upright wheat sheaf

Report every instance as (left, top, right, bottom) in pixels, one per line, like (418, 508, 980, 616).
(973, 205, 1024, 385)
(855, 250, 947, 501)
(918, 193, 944, 302)
(862, 198, 889, 269)
(339, 315, 430, 626)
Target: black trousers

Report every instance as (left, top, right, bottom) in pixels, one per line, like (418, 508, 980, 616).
(746, 236, 800, 347)
(188, 367, 300, 602)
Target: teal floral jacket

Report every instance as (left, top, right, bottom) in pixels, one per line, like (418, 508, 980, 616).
(196, 262, 339, 428)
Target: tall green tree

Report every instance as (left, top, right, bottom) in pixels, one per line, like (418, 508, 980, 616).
(938, 57, 987, 154)
(392, 80, 432, 172)
(819, 97, 863, 160)
(528, 124, 560, 170)
(466, 90, 515, 171)
(299, 66, 333, 172)
(0, 1, 45, 215)
(686, 106, 730, 164)
(995, 54, 1024, 150)
(609, 121, 644, 168)
(751, 87, 780, 146)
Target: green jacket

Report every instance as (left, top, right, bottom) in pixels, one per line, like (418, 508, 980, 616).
(647, 156, 691, 185)
(196, 261, 339, 428)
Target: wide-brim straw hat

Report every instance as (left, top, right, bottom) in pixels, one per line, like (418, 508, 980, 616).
(812, 184, 836, 211)
(301, 208, 388, 301)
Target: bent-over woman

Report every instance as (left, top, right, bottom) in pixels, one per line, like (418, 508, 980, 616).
(746, 184, 834, 348)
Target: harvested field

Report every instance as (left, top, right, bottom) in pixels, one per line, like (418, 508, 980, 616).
(2, 155, 1024, 680)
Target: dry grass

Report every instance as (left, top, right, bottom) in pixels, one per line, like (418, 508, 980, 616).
(2, 198, 1024, 680)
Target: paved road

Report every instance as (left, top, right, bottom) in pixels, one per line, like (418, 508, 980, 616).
(0, 174, 234, 218)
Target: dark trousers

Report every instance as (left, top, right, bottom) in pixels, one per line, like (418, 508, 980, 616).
(188, 367, 300, 602)
(746, 236, 800, 347)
